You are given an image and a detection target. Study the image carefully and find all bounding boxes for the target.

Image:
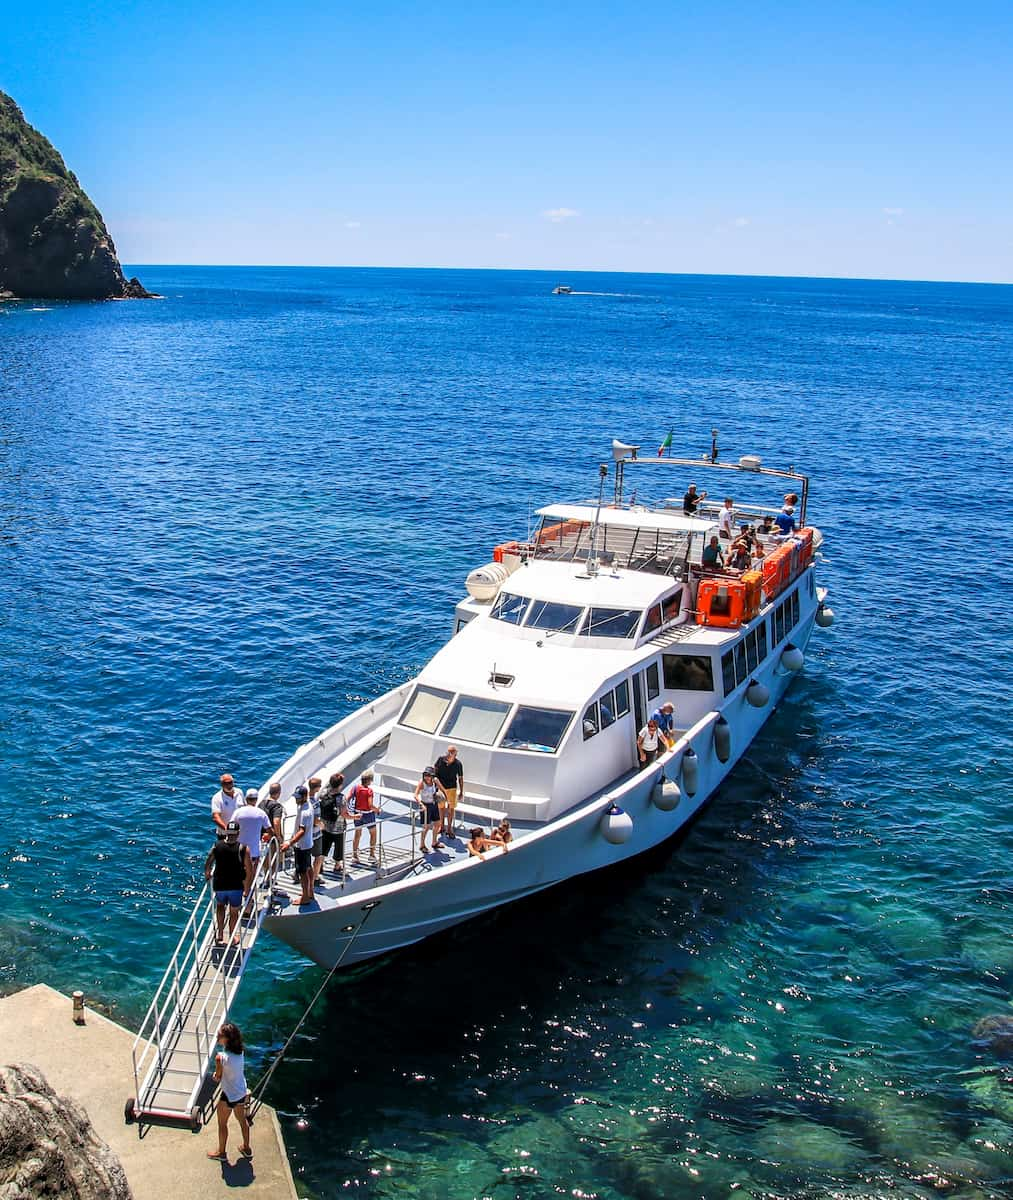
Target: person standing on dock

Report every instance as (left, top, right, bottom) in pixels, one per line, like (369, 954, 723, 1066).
(206, 1022, 252, 1163)
(211, 773, 241, 834)
(434, 745, 465, 839)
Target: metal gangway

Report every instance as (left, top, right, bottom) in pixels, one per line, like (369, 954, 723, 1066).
(126, 839, 281, 1129)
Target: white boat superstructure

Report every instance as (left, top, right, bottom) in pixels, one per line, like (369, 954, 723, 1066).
(258, 437, 835, 970)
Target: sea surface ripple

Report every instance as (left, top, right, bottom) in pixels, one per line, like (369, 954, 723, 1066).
(1, 268, 1012, 1198)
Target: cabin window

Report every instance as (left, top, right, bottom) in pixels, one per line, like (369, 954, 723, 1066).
(582, 607, 641, 638)
(526, 599, 584, 634)
(791, 590, 800, 626)
(734, 641, 747, 683)
(614, 678, 631, 717)
(746, 630, 759, 672)
(400, 685, 454, 733)
(758, 621, 768, 660)
(643, 603, 663, 636)
(663, 654, 714, 692)
(646, 662, 660, 700)
(501, 706, 573, 753)
(599, 692, 616, 728)
(721, 651, 736, 695)
(662, 588, 683, 622)
(440, 695, 511, 745)
(490, 591, 528, 626)
(582, 703, 600, 740)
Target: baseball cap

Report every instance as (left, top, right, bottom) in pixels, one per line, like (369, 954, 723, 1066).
(225, 821, 240, 838)
(294, 785, 308, 800)
(245, 788, 259, 801)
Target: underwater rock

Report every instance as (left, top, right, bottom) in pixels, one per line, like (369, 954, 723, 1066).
(0, 1061, 132, 1199)
(963, 1071, 1013, 1124)
(971, 1014, 1013, 1056)
(960, 931, 1013, 978)
(750, 1117, 867, 1175)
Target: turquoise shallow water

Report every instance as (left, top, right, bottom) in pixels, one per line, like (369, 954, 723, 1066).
(1, 268, 1012, 1198)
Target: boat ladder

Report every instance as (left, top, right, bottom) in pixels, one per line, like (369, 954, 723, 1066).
(126, 839, 281, 1129)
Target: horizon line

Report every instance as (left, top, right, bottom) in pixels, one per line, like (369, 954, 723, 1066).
(120, 263, 1012, 288)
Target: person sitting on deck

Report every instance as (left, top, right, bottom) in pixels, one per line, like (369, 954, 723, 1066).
(759, 515, 775, 538)
(701, 535, 724, 568)
(467, 827, 499, 859)
(204, 822, 251, 947)
(349, 772, 380, 866)
(650, 701, 676, 749)
(774, 506, 797, 535)
(414, 767, 448, 854)
(683, 483, 707, 515)
(490, 818, 513, 850)
(727, 540, 752, 571)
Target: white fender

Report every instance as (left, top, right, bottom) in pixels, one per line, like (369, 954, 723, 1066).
(681, 747, 699, 796)
(746, 680, 770, 708)
(652, 777, 681, 812)
(816, 604, 835, 628)
(780, 644, 804, 672)
(713, 717, 731, 763)
(600, 803, 633, 845)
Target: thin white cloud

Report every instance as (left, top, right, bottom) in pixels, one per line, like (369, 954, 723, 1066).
(882, 207, 904, 217)
(733, 216, 750, 227)
(543, 207, 580, 223)
(494, 232, 510, 240)
(345, 220, 362, 229)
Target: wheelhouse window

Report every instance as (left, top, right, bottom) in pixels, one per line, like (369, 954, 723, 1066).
(663, 654, 714, 692)
(643, 603, 663, 636)
(599, 692, 616, 728)
(501, 706, 573, 754)
(440, 695, 511, 745)
(582, 607, 641, 638)
(613, 678, 631, 717)
(400, 685, 454, 733)
(582, 703, 600, 740)
(662, 588, 683, 622)
(490, 591, 529, 626)
(526, 599, 584, 634)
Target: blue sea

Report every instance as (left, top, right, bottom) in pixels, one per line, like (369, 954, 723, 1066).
(2, 267, 1012, 1198)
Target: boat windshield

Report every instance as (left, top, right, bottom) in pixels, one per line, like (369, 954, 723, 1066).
(400, 684, 454, 733)
(581, 607, 641, 638)
(525, 600, 584, 634)
(490, 591, 529, 625)
(500, 705, 574, 753)
(440, 695, 512, 745)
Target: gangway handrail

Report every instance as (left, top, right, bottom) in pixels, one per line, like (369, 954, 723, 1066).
(130, 836, 282, 1124)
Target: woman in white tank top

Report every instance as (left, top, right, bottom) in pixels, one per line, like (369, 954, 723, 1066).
(207, 1022, 252, 1161)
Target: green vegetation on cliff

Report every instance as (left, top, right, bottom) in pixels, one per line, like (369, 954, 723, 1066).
(0, 92, 150, 299)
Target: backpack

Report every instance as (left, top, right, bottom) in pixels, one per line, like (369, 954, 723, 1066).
(319, 789, 338, 822)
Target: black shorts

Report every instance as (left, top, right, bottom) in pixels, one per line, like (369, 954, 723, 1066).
(294, 847, 313, 875)
(423, 801, 440, 823)
(222, 1091, 248, 1109)
(312, 834, 322, 858)
(321, 829, 344, 858)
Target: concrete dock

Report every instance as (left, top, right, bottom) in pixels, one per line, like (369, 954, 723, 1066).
(0, 984, 299, 1200)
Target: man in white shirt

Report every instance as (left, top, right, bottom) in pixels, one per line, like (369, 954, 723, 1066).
(637, 720, 663, 768)
(718, 497, 736, 540)
(232, 788, 272, 896)
(211, 773, 241, 834)
(281, 785, 316, 906)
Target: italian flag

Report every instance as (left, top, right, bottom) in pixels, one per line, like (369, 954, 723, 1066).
(658, 429, 673, 456)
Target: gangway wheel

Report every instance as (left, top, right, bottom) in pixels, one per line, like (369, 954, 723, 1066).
(123, 1098, 136, 1125)
(190, 1105, 203, 1132)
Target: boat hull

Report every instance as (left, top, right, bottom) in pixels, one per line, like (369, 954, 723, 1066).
(264, 616, 816, 970)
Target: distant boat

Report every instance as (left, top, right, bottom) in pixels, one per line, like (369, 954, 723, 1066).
(552, 285, 573, 295)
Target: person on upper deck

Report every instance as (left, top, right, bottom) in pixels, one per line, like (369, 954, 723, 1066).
(434, 745, 465, 840)
(650, 701, 676, 748)
(727, 541, 752, 571)
(718, 497, 736, 539)
(759, 515, 775, 538)
(774, 506, 797, 536)
(702, 535, 724, 568)
(414, 767, 447, 854)
(683, 483, 707, 515)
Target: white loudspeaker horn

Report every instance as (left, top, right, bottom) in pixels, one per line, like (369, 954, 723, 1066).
(611, 439, 640, 462)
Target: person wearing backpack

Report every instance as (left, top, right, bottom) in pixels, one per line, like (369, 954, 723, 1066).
(318, 771, 346, 876)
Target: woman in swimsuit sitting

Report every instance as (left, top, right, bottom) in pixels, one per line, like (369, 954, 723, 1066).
(467, 827, 497, 859)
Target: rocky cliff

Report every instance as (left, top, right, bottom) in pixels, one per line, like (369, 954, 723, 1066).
(0, 1062, 132, 1199)
(0, 93, 151, 300)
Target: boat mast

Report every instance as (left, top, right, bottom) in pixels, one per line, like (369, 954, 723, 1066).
(584, 463, 609, 577)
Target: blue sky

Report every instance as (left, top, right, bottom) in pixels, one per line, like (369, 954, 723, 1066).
(4, 0, 1011, 281)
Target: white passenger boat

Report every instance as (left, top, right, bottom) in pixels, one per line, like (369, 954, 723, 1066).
(261, 436, 834, 970)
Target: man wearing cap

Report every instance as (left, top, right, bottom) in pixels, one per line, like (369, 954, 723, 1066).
(203, 822, 251, 948)
(211, 774, 241, 835)
(774, 506, 797, 536)
(683, 483, 707, 516)
(307, 777, 326, 883)
(637, 719, 664, 768)
(281, 785, 316, 906)
(232, 788, 272, 897)
(650, 701, 677, 750)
